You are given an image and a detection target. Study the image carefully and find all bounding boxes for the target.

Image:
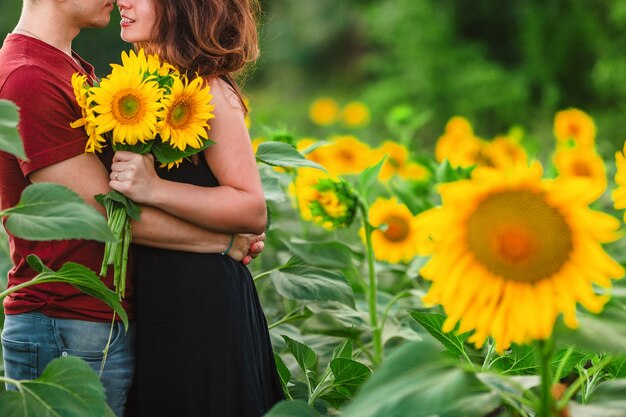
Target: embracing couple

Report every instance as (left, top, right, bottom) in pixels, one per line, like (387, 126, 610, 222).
(0, 0, 284, 416)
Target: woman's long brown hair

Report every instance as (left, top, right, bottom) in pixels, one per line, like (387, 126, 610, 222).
(138, 0, 260, 109)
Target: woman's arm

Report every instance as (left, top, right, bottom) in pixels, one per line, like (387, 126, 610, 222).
(110, 79, 266, 234)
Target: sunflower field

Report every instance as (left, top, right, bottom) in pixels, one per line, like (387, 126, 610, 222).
(2, 1, 626, 417)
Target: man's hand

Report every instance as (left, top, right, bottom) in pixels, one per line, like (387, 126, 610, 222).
(227, 233, 266, 265)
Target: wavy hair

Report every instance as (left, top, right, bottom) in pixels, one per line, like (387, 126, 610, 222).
(138, 0, 260, 108)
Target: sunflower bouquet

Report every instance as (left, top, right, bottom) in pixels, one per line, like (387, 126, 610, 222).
(71, 49, 215, 299)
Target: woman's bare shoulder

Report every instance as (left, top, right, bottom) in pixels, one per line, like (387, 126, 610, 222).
(208, 77, 243, 113)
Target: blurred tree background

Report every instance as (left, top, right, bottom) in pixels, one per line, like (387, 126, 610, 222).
(1, 0, 626, 156)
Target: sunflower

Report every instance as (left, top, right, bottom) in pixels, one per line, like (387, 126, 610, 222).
(374, 141, 431, 182)
(314, 135, 376, 176)
(417, 162, 623, 352)
(478, 136, 528, 170)
(291, 168, 356, 230)
(553, 148, 606, 199)
(364, 197, 424, 263)
(341, 101, 371, 128)
(435, 116, 483, 168)
(70, 73, 107, 153)
(309, 97, 340, 126)
(90, 64, 163, 145)
(159, 75, 214, 151)
(112, 49, 178, 78)
(612, 143, 626, 220)
(553, 108, 596, 148)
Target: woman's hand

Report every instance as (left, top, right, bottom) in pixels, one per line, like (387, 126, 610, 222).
(227, 233, 266, 265)
(110, 151, 160, 204)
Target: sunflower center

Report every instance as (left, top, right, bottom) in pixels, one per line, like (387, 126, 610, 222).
(567, 123, 580, 137)
(338, 150, 355, 163)
(112, 90, 145, 123)
(318, 190, 346, 217)
(382, 215, 410, 242)
(466, 189, 573, 283)
(571, 160, 592, 177)
(169, 100, 193, 128)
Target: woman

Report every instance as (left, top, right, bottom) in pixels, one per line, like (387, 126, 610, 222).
(111, 0, 284, 415)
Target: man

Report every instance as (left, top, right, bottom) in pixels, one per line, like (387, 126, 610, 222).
(0, 1, 263, 416)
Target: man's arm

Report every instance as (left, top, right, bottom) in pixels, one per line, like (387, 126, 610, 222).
(29, 152, 235, 253)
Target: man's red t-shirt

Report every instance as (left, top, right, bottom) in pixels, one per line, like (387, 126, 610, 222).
(0, 34, 133, 321)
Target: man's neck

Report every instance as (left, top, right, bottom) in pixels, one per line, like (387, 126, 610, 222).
(14, 6, 79, 58)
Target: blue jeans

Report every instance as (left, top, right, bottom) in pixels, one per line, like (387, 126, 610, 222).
(1, 312, 135, 417)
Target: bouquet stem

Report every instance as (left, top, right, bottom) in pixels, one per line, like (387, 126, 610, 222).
(96, 191, 141, 300)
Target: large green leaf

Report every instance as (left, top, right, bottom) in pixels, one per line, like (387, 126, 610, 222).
(329, 358, 372, 397)
(0, 99, 26, 160)
(410, 310, 471, 357)
(490, 344, 537, 375)
(554, 300, 626, 354)
(0, 356, 106, 417)
(13, 254, 129, 330)
(255, 141, 326, 170)
(282, 335, 318, 386)
(340, 340, 499, 417)
(301, 307, 367, 339)
(264, 399, 321, 417)
(282, 238, 354, 269)
(2, 183, 116, 242)
(271, 266, 355, 308)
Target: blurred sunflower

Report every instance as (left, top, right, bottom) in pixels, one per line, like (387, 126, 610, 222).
(364, 197, 424, 263)
(553, 148, 606, 199)
(315, 135, 376, 176)
(435, 116, 483, 168)
(91, 64, 163, 145)
(612, 143, 626, 220)
(309, 97, 340, 126)
(160, 76, 215, 151)
(478, 136, 528, 170)
(341, 101, 371, 128)
(374, 141, 431, 182)
(291, 168, 356, 230)
(553, 108, 596, 149)
(418, 162, 623, 352)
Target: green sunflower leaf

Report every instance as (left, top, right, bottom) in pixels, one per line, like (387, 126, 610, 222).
(255, 141, 326, 170)
(271, 266, 355, 308)
(0, 356, 106, 417)
(410, 310, 471, 358)
(1, 183, 116, 242)
(264, 399, 321, 417)
(16, 254, 128, 330)
(0, 99, 26, 160)
(282, 335, 318, 387)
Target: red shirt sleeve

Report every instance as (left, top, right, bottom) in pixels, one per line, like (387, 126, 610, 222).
(1, 65, 88, 176)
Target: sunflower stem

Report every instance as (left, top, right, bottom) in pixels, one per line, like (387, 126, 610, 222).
(359, 203, 383, 366)
(536, 338, 556, 417)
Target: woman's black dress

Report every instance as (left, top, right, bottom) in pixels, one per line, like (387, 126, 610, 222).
(126, 157, 284, 417)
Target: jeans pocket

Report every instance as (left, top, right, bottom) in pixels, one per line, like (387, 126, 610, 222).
(1, 335, 39, 385)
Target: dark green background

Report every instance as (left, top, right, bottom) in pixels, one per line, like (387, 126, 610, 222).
(2, 0, 626, 154)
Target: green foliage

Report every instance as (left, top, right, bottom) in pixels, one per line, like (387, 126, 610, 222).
(23, 254, 128, 330)
(1, 183, 116, 242)
(0, 99, 25, 160)
(0, 357, 107, 417)
(256, 141, 326, 171)
(339, 340, 498, 417)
